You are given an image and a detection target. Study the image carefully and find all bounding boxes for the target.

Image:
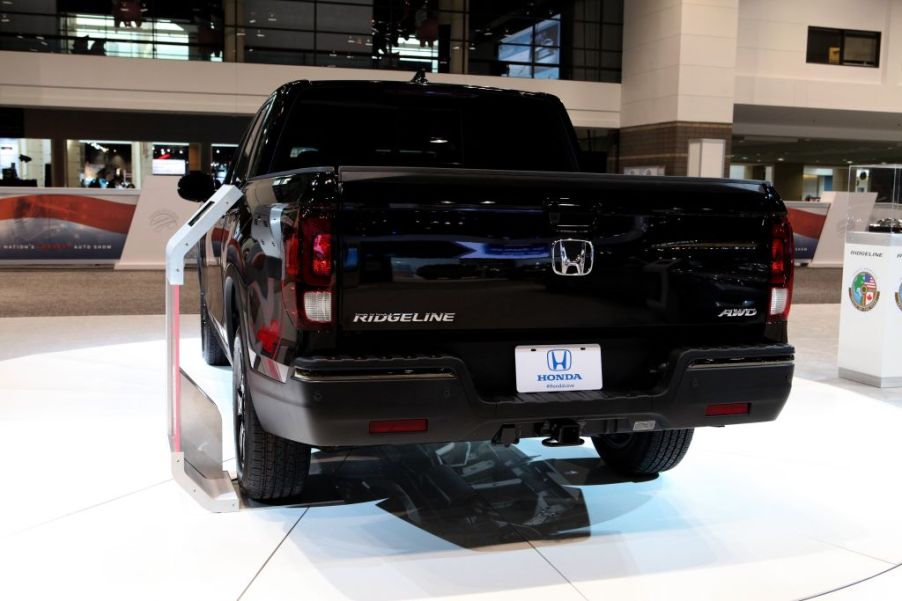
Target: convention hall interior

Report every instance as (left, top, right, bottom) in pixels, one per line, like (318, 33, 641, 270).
(1, 1, 902, 600)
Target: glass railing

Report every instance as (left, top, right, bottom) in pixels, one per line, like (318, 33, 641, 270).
(0, 0, 623, 83)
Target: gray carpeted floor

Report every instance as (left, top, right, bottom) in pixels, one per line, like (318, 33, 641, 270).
(792, 267, 843, 304)
(0, 266, 841, 317)
(0, 268, 201, 317)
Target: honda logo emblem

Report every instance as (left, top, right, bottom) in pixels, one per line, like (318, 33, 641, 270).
(547, 349, 572, 371)
(551, 239, 593, 276)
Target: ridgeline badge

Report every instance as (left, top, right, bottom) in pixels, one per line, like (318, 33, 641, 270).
(848, 270, 880, 312)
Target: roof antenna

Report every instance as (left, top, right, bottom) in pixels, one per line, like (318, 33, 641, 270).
(411, 68, 429, 84)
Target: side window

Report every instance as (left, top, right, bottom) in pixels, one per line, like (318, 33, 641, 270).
(230, 96, 273, 185)
(247, 97, 282, 178)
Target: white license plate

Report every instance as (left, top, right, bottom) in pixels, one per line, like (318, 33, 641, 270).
(514, 344, 602, 393)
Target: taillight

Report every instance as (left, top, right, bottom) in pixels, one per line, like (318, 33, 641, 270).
(312, 233, 332, 278)
(768, 215, 794, 321)
(284, 235, 300, 278)
(282, 213, 334, 329)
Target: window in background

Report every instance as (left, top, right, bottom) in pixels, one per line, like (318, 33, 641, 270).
(211, 144, 238, 184)
(469, 1, 623, 83)
(152, 143, 189, 175)
(79, 140, 134, 188)
(498, 14, 561, 79)
(0, 139, 52, 187)
(63, 13, 201, 61)
(807, 27, 880, 67)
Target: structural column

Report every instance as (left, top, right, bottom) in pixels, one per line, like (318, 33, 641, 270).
(618, 0, 739, 177)
(223, 0, 245, 63)
(439, 0, 469, 74)
(50, 138, 67, 187)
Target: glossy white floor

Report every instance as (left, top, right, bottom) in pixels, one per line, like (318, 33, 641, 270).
(1, 304, 901, 601)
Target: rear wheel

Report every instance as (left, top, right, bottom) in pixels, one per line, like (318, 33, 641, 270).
(200, 298, 228, 366)
(232, 332, 311, 501)
(592, 429, 694, 475)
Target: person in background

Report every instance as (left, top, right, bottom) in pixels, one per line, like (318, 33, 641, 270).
(87, 168, 109, 188)
(88, 39, 107, 56)
(72, 36, 90, 54)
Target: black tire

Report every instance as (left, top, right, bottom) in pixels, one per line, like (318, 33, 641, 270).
(200, 299, 229, 366)
(592, 429, 694, 475)
(233, 332, 311, 500)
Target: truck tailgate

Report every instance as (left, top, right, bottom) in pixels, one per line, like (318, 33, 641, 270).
(338, 166, 779, 337)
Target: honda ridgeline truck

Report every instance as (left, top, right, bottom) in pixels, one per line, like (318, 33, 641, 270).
(178, 79, 795, 501)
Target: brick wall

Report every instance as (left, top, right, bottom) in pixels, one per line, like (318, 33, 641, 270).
(617, 122, 733, 177)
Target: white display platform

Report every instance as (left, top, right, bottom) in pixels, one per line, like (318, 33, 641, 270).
(838, 232, 902, 387)
(810, 192, 877, 268)
(1, 307, 902, 600)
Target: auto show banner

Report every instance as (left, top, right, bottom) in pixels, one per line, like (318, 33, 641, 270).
(0, 188, 139, 263)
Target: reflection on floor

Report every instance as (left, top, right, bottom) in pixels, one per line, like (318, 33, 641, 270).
(264, 442, 648, 549)
(0, 304, 901, 600)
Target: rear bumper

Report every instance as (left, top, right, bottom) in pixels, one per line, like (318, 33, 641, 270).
(247, 344, 794, 447)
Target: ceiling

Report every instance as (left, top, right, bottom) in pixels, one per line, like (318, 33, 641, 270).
(732, 104, 902, 165)
(730, 135, 902, 166)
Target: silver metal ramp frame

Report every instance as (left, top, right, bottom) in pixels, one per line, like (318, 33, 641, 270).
(165, 185, 243, 512)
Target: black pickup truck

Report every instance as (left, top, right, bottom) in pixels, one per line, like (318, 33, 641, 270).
(178, 78, 795, 501)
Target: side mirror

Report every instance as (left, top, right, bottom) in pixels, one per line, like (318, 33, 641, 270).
(177, 171, 216, 202)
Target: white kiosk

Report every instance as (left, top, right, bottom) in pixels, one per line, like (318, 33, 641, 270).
(837, 165, 902, 388)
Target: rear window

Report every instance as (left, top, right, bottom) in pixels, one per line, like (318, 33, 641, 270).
(269, 87, 578, 173)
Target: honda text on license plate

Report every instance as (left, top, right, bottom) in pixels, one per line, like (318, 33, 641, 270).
(514, 344, 602, 393)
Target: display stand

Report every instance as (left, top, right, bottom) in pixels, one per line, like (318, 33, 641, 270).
(117, 175, 203, 270)
(808, 192, 877, 268)
(837, 165, 902, 388)
(165, 185, 243, 511)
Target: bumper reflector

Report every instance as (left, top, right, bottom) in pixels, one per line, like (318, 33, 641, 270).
(705, 402, 751, 417)
(369, 418, 428, 434)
